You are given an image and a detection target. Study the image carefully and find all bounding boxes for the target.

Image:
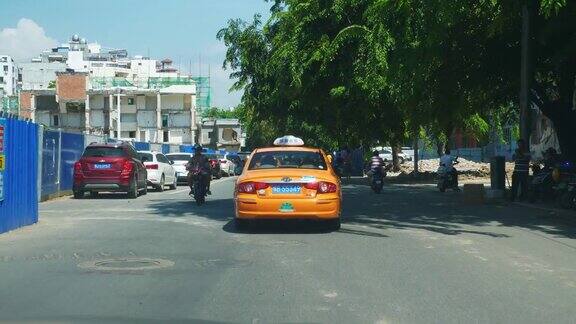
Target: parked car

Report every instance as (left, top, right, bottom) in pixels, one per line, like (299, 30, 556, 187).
(401, 147, 415, 161)
(138, 151, 177, 191)
(237, 151, 251, 163)
(374, 147, 408, 164)
(166, 153, 194, 184)
(205, 153, 223, 179)
(73, 143, 147, 199)
(220, 153, 241, 176)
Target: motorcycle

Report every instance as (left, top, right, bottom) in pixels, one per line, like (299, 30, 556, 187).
(189, 166, 208, 205)
(528, 164, 556, 203)
(437, 157, 459, 192)
(369, 168, 385, 194)
(557, 176, 576, 209)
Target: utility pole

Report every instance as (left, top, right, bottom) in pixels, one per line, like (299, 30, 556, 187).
(519, 0, 535, 144)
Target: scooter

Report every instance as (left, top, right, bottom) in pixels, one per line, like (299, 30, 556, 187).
(557, 176, 576, 210)
(528, 164, 556, 203)
(370, 168, 385, 194)
(437, 157, 459, 192)
(189, 167, 208, 206)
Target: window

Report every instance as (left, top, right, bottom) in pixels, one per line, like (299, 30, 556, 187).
(128, 131, 136, 138)
(127, 98, 135, 105)
(120, 114, 136, 122)
(167, 154, 191, 162)
(114, 131, 118, 138)
(138, 152, 153, 162)
(82, 147, 126, 158)
(157, 154, 170, 164)
(163, 131, 169, 142)
(0, 77, 3, 83)
(3, 65, 7, 72)
(138, 62, 142, 66)
(53, 115, 59, 126)
(162, 114, 169, 127)
(248, 151, 327, 170)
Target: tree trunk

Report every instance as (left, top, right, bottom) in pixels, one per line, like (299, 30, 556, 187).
(436, 140, 445, 157)
(391, 145, 401, 172)
(414, 131, 419, 173)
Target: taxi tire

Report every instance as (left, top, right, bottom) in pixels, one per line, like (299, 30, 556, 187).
(327, 218, 341, 231)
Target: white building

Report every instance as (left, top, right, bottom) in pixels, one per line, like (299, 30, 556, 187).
(19, 62, 67, 90)
(0, 55, 17, 96)
(18, 34, 217, 145)
(22, 71, 199, 144)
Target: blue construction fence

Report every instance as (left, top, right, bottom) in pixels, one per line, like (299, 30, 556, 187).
(0, 114, 39, 234)
(39, 131, 229, 201)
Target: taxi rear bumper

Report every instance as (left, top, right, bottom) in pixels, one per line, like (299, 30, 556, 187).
(235, 195, 340, 219)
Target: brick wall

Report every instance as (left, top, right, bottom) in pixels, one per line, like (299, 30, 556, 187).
(56, 72, 87, 101)
(19, 91, 32, 119)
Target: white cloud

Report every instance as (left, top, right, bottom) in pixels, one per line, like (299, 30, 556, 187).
(0, 18, 58, 62)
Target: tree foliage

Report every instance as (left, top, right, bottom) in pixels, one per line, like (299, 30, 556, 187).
(219, 0, 575, 158)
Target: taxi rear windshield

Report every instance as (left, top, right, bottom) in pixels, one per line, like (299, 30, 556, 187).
(248, 151, 327, 170)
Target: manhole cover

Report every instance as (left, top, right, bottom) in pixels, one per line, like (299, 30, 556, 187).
(78, 257, 174, 271)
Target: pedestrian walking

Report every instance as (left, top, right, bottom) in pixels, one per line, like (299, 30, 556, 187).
(510, 139, 531, 201)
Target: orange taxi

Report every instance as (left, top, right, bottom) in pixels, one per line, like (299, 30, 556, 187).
(234, 136, 341, 230)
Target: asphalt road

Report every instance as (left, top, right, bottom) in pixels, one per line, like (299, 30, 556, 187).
(1, 177, 576, 323)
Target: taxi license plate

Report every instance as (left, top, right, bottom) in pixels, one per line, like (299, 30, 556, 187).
(272, 185, 301, 194)
(94, 163, 111, 169)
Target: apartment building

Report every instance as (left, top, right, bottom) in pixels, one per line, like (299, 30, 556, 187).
(20, 72, 199, 144)
(0, 55, 17, 96)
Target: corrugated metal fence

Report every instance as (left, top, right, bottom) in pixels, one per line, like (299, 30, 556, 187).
(0, 115, 39, 234)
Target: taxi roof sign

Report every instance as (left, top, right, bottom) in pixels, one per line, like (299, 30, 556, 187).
(273, 135, 304, 146)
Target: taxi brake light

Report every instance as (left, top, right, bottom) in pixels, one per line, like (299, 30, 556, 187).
(238, 181, 269, 193)
(306, 181, 337, 193)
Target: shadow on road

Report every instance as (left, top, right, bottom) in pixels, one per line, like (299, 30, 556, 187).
(343, 184, 576, 240)
(147, 197, 377, 236)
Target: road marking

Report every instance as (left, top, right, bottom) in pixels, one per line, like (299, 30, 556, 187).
(42, 208, 155, 213)
(165, 188, 189, 195)
(164, 177, 235, 196)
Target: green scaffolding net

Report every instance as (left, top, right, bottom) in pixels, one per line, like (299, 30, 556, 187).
(90, 77, 135, 89)
(89, 77, 211, 113)
(147, 77, 211, 113)
(1, 96, 19, 113)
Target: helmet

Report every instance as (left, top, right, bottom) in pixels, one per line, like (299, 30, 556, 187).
(193, 144, 203, 152)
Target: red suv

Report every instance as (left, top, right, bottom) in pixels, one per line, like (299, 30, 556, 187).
(73, 143, 148, 199)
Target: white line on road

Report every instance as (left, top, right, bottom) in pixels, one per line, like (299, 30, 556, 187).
(165, 177, 235, 195)
(165, 188, 189, 195)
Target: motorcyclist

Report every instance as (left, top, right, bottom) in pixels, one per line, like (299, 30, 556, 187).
(186, 144, 212, 196)
(367, 150, 385, 177)
(440, 148, 459, 189)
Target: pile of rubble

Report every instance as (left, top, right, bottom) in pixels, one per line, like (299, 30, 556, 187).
(389, 158, 516, 180)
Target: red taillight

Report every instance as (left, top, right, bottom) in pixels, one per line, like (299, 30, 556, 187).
(74, 161, 82, 173)
(121, 160, 134, 175)
(306, 181, 337, 193)
(237, 181, 269, 194)
(146, 164, 159, 170)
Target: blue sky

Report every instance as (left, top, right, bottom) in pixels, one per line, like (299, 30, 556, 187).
(0, 0, 272, 107)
